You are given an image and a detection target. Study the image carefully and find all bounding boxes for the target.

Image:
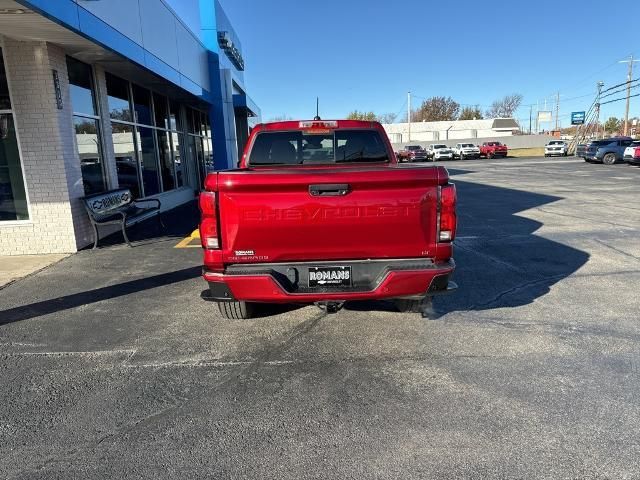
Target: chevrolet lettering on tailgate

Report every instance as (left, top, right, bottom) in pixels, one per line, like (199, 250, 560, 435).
(199, 120, 457, 319)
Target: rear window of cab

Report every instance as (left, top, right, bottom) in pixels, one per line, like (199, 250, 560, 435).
(247, 129, 389, 166)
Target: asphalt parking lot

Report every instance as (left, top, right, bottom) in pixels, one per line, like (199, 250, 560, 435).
(1, 156, 639, 479)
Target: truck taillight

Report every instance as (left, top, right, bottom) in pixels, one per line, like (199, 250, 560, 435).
(199, 191, 220, 249)
(439, 183, 457, 242)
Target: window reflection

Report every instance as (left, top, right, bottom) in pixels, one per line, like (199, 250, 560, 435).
(136, 126, 160, 196)
(74, 117, 105, 195)
(156, 130, 175, 191)
(153, 93, 169, 129)
(0, 50, 10, 110)
(132, 84, 152, 126)
(112, 123, 140, 198)
(106, 73, 132, 122)
(66, 57, 96, 116)
(0, 113, 29, 220)
(173, 132, 184, 188)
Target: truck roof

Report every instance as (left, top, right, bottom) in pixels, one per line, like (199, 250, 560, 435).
(253, 119, 383, 132)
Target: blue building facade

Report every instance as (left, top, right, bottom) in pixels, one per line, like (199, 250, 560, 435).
(0, 0, 259, 254)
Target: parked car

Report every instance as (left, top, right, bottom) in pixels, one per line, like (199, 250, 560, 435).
(545, 140, 569, 157)
(396, 144, 428, 162)
(623, 141, 640, 165)
(427, 144, 454, 161)
(576, 142, 591, 159)
(479, 141, 508, 158)
(452, 143, 480, 160)
(200, 119, 457, 319)
(584, 137, 634, 165)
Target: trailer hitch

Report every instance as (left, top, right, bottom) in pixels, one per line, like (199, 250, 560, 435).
(315, 301, 345, 314)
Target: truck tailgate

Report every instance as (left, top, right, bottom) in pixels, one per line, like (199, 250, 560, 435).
(216, 166, 443, 263)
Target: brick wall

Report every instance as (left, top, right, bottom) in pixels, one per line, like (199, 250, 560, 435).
(0, 38, 87, 255)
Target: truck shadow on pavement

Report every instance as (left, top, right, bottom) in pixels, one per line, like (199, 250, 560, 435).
(347, 173, 591, 316)
(0, 266, 202, 326)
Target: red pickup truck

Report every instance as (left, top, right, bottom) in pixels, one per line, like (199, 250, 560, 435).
(199, 120, 457, 319)
(396, 145, 428, 162)
(480, 141, 508, 158)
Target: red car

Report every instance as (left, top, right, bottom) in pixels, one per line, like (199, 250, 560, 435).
(480, 141, 508, 158)
(396, 144, 428, 162)
(200, 120, 457, 319)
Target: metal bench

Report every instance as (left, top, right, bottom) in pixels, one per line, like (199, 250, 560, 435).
(82, 189, 163, 249)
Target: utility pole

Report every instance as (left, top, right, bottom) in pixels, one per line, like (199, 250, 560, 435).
(619, 55, 639, 136)
(407, 91, 411, 142)
(595, 81, 604, 139)
(555, 92, 560, 131)
(529, 105, 532, 134)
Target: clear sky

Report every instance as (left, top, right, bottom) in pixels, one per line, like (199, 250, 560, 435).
(219, 0, 640, 127)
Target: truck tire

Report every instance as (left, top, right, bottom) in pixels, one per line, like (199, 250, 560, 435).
(217, 301, 255, 319)
(602, 153, 616, 165)
(394, 299, 424, 313)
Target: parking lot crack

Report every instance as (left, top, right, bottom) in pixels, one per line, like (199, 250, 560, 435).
(470, 274, 566, 310)
(592, 238, 640, 262)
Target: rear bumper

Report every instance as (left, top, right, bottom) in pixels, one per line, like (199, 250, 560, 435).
(627, 156, 640, 165)
(202, 258, 456, 303)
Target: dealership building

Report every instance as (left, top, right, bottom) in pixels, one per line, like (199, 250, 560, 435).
(0, 0, 259, 255)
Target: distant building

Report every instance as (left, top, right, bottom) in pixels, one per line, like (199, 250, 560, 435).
(382, 118, 520, 143)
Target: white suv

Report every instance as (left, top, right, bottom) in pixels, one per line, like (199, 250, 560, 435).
(427, 144, 454, 161)
(453, 143, 480, 160)
(545, 140, 569, 157)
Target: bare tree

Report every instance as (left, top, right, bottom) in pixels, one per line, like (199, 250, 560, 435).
(458, 106, 483, 120)
(485, 94, 523, 118)
(412, 96, 460, 122)
(267, 114, 293, 122)
(377, 112, 398, 124)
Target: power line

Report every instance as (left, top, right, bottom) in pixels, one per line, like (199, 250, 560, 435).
(600, 78, 640, 99)
(600, 92, 640, 106)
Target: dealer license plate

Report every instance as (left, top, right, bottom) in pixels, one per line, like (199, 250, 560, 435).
(308, 266, 352, 287)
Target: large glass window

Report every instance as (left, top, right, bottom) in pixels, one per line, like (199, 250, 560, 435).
(0, 48, 29, 221)
(173, 132, 184, 188)
(136, 126, 160, 196)
(67, 56, 106, 195)
(74, 117, 105, 194)
(67, 58, 97, 116)
(156, 130, 175, 191)
(186, 108, 213, 188)
(106, 73, 132, 122)
(132, 84, 152, 126)
(153, 93, 169, 130)
(112, 123, 140, 198)
(105, 72, 211, 196)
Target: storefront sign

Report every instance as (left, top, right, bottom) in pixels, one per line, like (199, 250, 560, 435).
(571, 111, 585, 125)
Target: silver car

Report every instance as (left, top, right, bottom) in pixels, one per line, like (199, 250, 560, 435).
(453, 143, 480, 160)
(428, 144, 454, 161)
(545, 140, 569, 157)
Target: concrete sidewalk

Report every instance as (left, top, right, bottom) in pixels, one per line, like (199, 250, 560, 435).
(0, 254, 69, 288)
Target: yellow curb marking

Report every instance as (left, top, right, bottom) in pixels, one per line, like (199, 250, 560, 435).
(175, 229, 201, 249)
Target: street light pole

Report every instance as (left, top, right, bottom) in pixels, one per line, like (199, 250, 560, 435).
(595, 81, 604, 139)
(619, 55, 639, 136)
(555, 91, 560, 131)
(407, 91, 411, 142)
